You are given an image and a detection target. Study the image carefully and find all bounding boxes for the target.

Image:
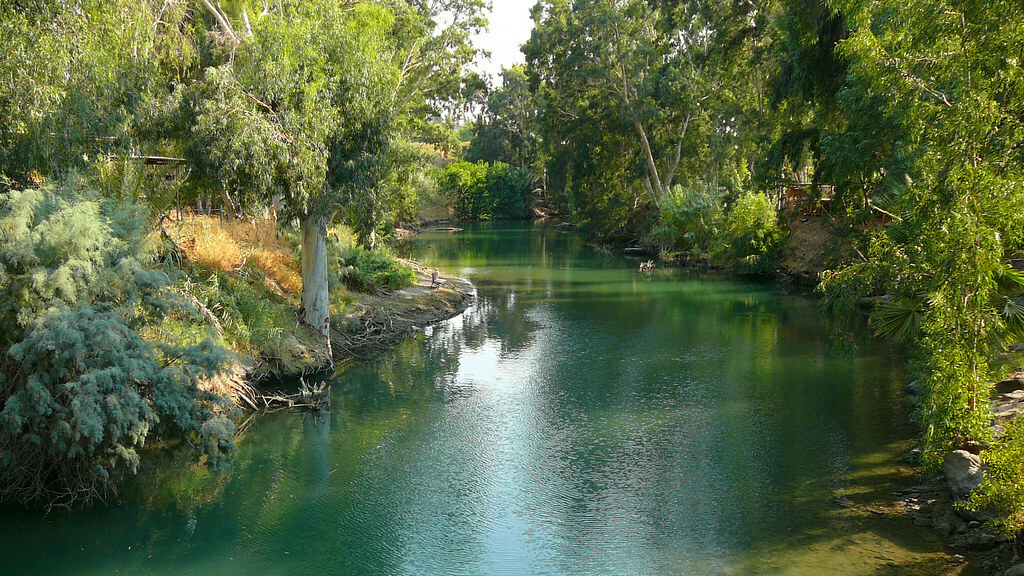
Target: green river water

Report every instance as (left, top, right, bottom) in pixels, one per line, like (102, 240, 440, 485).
(0, 223, 968, 575)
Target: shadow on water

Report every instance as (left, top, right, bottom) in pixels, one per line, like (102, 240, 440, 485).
(0, 221, 978, 576)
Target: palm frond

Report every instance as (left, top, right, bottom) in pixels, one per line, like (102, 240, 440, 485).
(871, 295, 925, 345)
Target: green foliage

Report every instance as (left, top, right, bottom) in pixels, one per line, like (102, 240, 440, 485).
(188, 2, 399, 223)
(177, 266, 291, 359)
(653, 184, 724, 257)
(652, 185, 783, 272)
(972, 418, 1024, 535)
(525, 0, 771, 238)
(0, 1, 200, 185)
(335, 248, 416, 294)
(0, 184, 234, 508)
(718, 193, 785, 273)
(869, 296, 925, 346)
(820, 0, 1024, 473)
(437, 160, 533, 220)
(388, 0, 489, 150)
(436, 160, 487, 219)
(488, 163, 534, 220)
(467, 66, 540, 171)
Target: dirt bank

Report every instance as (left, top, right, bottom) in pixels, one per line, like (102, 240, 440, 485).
(777, 214, 837, 285)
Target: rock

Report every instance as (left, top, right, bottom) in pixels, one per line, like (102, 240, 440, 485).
(997, 376, 1024, 394)
(944, 450, 987, 500)
(1005, 563, 1024, 576)
(957, 505, 995, 523)
(833, 497, 854, 509)
(968, 531, 1001, 551)
(932, 517, 954, 537)
(993, 400, 1024, 419)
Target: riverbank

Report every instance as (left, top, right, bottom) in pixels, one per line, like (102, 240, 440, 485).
(894, 374, 1024, 576)
(623, 211, 1024, 575)
(163, 214, 475, 409)
(206, 264, 475, 409)
(772, 216, 1024, 575)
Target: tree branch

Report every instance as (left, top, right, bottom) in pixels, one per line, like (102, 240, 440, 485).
(201, 0, 238, 44)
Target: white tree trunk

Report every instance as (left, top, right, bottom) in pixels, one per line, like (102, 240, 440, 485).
(635, 120, 665, 207)
(301, 213, 331, 356)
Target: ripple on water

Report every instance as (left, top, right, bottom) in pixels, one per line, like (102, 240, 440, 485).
(0, 223, 971, 576)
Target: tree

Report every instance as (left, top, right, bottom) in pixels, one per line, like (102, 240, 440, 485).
(467, 66, 540, 171)
(387, 0, 489, 151)
(188, 2, 400, 349)
(823, 0, 1024, 461)
(0, 1, 200, 185)
(524, 0, 775, 238)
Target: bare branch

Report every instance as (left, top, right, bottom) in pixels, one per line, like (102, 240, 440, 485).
(201, 0, 238, 44)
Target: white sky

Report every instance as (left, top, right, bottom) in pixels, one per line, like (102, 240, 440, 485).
(472, 0, 537, 82)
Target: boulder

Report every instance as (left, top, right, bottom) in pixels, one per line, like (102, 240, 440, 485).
(944, 450, 987, 500)
(1005, 563, 1024, 576)
(967, 531, 1001, 551)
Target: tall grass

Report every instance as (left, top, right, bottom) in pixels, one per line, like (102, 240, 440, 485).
(170, 214, 302, 297)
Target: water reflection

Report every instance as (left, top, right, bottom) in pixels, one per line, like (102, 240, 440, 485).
(0, 222, 959, 576)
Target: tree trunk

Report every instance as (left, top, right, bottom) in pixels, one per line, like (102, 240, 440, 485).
(221, 189, 237, 219)
(301, 213, 331, 356)
(635, 120, 665, 207)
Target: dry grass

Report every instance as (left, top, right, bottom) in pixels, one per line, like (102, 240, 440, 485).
(169, 213, 303, 297)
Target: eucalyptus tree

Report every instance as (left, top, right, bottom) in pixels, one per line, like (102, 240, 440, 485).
(336, 0, 488, 248)
(754, 0, 848, 189)
(386, 0, 488, 151)
(467, 66, 540, 171)
(189, 1, 400, 349)
(526, 0, 670, 210)
(191, 0, 487, 349)
(0, 0, 199, 185)
(524, 0, 774, 237)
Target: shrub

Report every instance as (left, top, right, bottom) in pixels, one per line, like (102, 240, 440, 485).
(653, 183, 724, 256)
(177, 266, 292, 357)
(436, 160, 532, 220)
(718, 192, 785, 273)
(0, 184, 235, 508)
(437, 160, 489, 220)
(971, 418, 1024, 535)
(486, 162, 533, 219)
(336, 248, 415, 293)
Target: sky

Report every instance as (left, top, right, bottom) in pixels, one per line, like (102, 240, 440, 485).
(472, 0, 537, 82)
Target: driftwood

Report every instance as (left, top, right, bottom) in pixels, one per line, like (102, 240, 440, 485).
(180, 291, 225, 341)
(332, 307, 401, 360)
(251, 377, 331, 412)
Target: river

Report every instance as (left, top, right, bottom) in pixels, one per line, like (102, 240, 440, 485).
(0, 222, 968, 575)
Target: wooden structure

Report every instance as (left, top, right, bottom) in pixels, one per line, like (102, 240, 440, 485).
(778, 183, 834, 215)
